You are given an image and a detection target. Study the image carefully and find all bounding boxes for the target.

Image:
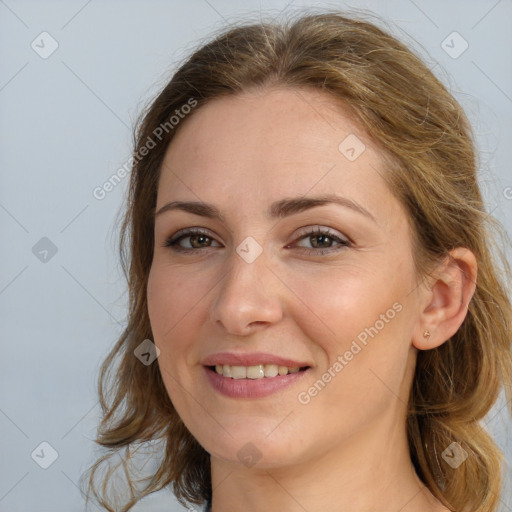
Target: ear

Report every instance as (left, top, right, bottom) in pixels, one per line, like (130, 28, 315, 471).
(413, 247, 477, 350)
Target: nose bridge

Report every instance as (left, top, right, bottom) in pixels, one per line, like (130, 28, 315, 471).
(209, 240, 283, 334)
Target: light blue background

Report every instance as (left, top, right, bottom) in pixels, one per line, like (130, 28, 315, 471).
(1, 1, 511, 511)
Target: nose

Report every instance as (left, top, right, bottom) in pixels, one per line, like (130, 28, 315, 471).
(208, 247, 284, 336)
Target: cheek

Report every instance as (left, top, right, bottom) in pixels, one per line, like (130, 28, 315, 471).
(147, 263, 206, 339)
(288, 262, 415, 405)
(147, 264, 199, 386)
(283, 260, 407, 349)
(147, 264, 204, 415)
(147, 268, 172, 340)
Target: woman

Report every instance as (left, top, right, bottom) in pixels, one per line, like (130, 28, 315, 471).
(84, 9, 512, 512)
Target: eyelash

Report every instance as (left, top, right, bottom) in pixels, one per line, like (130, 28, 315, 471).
(162, 226, 351, 256)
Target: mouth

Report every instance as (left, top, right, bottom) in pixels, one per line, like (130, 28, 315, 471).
(207, 364, 311, 379)
(203, 362, 311, 399)
(201, 352, 312, 398)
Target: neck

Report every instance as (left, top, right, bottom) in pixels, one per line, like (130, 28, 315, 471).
(209, 405, 447, 512)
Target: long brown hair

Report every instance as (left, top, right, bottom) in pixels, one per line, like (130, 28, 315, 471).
(83, 9, 512, 512)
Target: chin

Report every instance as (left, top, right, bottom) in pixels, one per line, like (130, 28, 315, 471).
(208, 442, 301, 470)
(191, 421, 308, 470)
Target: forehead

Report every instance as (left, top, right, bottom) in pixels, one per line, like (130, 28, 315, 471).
(157, 87, 398, 220)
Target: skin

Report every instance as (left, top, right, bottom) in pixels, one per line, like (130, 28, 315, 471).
(147, 86, 477, 512)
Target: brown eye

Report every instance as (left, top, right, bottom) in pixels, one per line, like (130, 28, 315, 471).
(291, 227, 350, 255)
(163, 228, 221, 251)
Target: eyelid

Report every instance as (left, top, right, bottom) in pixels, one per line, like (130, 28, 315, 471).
(292, 225, 351, 244)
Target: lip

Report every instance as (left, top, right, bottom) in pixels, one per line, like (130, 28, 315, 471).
(204, 365, 310, 399)
(201, 351, 310, 368)
(201, 352, 312, 399)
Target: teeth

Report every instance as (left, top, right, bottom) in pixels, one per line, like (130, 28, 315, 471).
(264, 364, 278, 377)
(214, 364, 303, 378)
(246, 365, 265, 379)
(231, 366, 247, 379)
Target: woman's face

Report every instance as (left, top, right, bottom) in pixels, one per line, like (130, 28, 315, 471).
(147, 87, 424, 468)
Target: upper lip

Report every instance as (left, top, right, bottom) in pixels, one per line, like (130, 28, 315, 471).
(202, 352, 311, 368)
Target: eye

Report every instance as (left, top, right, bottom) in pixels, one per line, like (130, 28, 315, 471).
(163, 227, 221, 252)
(162, 225, 351, 256)
(289, 226, 351, 255)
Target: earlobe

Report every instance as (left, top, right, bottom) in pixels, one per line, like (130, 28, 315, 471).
(413, 248, 477, 351)
(411, 328, 433, 351)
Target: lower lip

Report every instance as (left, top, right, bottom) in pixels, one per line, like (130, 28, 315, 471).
(204, 366, 309, 398)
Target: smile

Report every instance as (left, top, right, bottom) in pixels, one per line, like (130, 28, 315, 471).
(204, 365, 310, 399)
(212, 364, 308, 379)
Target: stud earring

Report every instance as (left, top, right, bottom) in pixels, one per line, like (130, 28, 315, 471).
(423, 329, 431, 339)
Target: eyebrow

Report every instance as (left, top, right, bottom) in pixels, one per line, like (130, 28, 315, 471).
(154, 194, 376, 223)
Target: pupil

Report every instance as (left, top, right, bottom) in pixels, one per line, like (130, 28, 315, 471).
(192, 235, 208, 247)
(314, 235, 331, 248)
